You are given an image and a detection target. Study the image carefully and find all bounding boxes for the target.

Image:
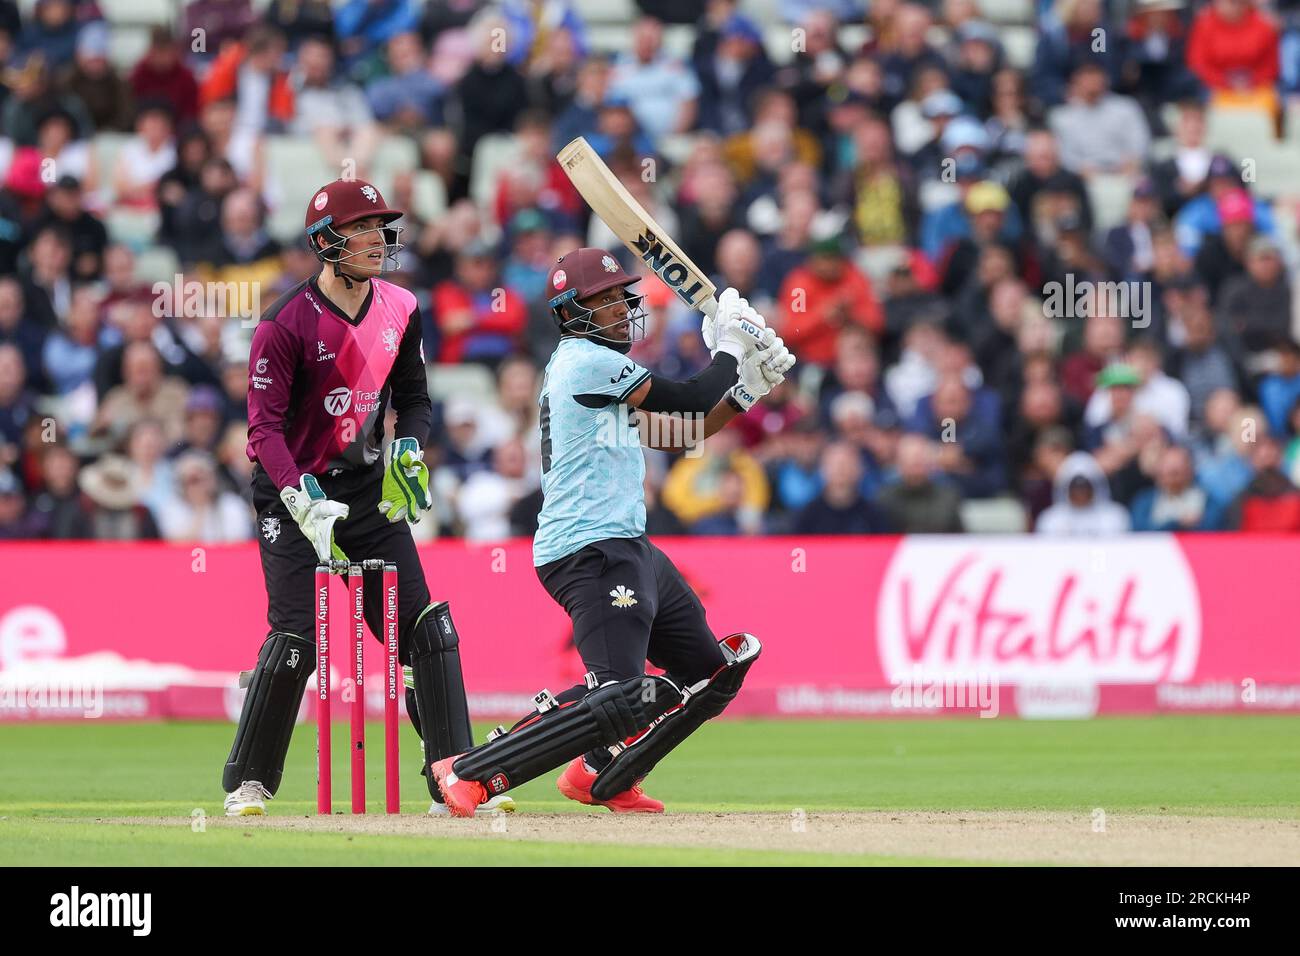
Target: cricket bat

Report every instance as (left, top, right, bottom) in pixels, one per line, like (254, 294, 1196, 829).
(556, 136, 718, 316)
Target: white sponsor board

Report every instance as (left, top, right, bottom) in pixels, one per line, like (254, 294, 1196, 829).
(877, 536, 1201, 684)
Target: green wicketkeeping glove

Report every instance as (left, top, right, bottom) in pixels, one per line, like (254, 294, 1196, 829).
(379, 437, 431, 524)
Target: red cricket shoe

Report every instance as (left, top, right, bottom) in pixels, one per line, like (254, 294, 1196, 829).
(556, 757, 664, 813)
(429, 756, 487, 818)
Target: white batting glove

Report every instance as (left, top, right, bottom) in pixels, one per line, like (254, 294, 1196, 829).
(760, 337, 795, 385)
(704, 288, 741, 356)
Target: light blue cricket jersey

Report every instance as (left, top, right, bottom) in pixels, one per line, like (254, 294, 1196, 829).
(532, 337, 652, 566)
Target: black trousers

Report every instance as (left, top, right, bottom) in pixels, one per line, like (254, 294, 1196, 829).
(252, 465, 431, 664)
(536, 535, 725, 691)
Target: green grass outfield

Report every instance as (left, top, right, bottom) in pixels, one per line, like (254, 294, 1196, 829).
(1, 716, 1296, 865)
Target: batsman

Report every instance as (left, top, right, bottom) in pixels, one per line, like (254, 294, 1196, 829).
(222, 178, 511, 816)
(432, 248, 795, 815)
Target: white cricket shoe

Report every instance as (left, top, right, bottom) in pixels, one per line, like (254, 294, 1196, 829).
(428, 794, 516, 816)
(224, 780, 271, 816)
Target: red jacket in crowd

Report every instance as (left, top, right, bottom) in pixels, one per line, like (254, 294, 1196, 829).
(1187, 5, 1279, 91)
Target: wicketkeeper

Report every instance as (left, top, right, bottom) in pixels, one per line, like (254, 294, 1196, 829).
(222, 179, 511, 816)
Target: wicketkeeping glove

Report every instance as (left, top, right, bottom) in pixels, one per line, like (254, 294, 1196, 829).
(379, 437, 431, 524)
(280, 474, 349, 563)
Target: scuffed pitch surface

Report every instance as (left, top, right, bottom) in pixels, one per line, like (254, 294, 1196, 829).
(104, 812, 1300, 866)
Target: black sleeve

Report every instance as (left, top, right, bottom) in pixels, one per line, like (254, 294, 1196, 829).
(390, 308, 433, 446)
(635, 352, 738, 415)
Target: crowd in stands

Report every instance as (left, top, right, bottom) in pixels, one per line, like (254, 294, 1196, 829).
(3, 0, 1300, 543)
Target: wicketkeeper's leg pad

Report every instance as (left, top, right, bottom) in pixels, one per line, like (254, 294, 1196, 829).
(449, 675, 683, 796)
(222, 631, 314, 796)
(590, 632, 760, 802)
(409, 602, 475, 783)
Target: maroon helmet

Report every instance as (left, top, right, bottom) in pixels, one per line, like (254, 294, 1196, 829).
(546, 247, 645, 353)
(304, 178, 404, 283)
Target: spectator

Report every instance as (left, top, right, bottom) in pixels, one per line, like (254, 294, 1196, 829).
(0, 343, 36, 458)
(129, 26, 200, 127)
(1197, 399, 1260, 510)
(777, 235, 883, 366)
(498, 0, 588, 70)
(1149, 100, 1213, 218)
(1217, 236, 1293, 360)
(1060, 312, 1125, 405)
(76, 454, 160, 540)
(172, 386, 227, 458)
(662, 428, 769, 528)
(766, 417, 826, 517)
(170, 157, 238, 266)
(367, 31, 444, 128)
(0, 466, 45, 539)
(1103, 177, 1162, 281)
(878, 433, 965, 532)
(30, 443, 91, 538)
(1259, 340, 1300, 436)
(201, 188, 282, 285)
(184, 0, 257, 70)
(689, 470, 758, 534)
(1187, 0, 1280, 109)
(1036, 450, 1131, 534)
(1165, 300, 1241, 427)
(0, 278, 45, 386)
(1173, 154, 1275, 257)
(263, 0, 335, 50)
(1194, 188, 1257, 302)
(1086, 339, 1190, 440)
(3, 52, 92, 149)
(1228, 436, 1300, 531)
(1019, 424, 1074, 521)
(834, 113, 918, 251)
(447, 12, 529, 189)
(56, 20, 133, 133)
(112, 102, 177, 208)
(125, 418, 174, 517)
(18, 225, 73, 332)
(1123, 0, 1200, 126)
(456, 438, 533, 541)
(551, 53, 612, 153)
(19, 0, 82, 62)
(711, 229, 769, 312)
(34, 176, 106, 282)
(695, 12, 774, 136)
(335, 0, 421, 74)
(1032, 0, 1127, 108)
(793, 441, 892, 534)
(876, 4, 945, 114)
(1049, 60, 1151, 176)
(155, 450, 252, 542)
(291, 37, 379, 175)
(642, 472, 686, 535)
(198, 24, 292, 135)
(40, 284, 101, 399)
(1130, 444, 1224, 530)
(608, 16, 699, 145)
(432, 240, 528, 365)
(91, 342, 190, 446)
(906, 375, 1006, 497)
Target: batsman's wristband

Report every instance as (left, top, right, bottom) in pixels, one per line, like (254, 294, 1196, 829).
(727, 381, 758, 413)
